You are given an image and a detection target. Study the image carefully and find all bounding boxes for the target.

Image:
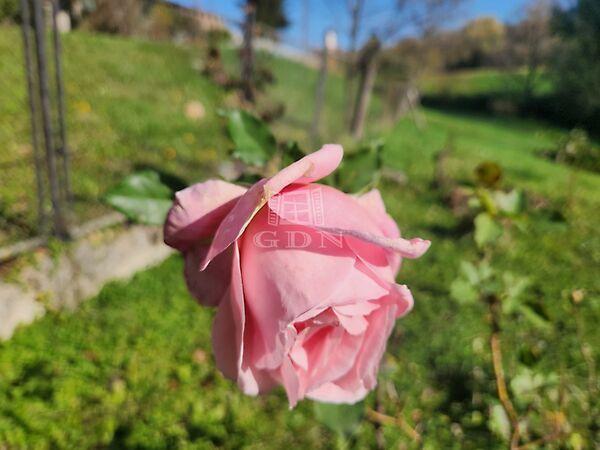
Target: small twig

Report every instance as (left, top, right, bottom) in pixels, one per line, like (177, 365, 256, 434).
(573, 306, 597, 398)
(516, 430, 563, 450)
(487, 294, 521, 449)
(373, 383, 386, 449)
(366, 408, 421, 443)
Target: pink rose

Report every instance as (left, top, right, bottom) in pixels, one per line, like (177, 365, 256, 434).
(164, 145, 430, 407)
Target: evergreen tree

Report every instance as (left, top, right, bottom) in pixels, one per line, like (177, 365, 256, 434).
(255, 0, 288, 30)
(551, 0, 600, 128)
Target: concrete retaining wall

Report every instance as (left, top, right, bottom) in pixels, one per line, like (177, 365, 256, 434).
(0, 223, 173, 340)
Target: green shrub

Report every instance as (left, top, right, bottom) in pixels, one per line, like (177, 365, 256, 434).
(541, 128, 600, 172)
(0, 0, 18, 22)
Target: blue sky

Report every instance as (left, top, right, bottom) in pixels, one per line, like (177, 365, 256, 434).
(181, 0, 530, 49)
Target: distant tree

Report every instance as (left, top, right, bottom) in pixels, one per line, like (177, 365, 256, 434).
(0, 0, 18, 22)
(342, 0, 366, 121)
(503, 0, 555, 98)
(430, 17, 506, 70)
(85, 0, 143, 35)
(241, 0, 257, 103)
(551, 0, 600, 127)
(348, 0, 466, 136)
(461, 17, 506, 67)
(378, 35, 442, 121)
(147, 3, 174, 40)
(350, 35, 381, 138)
(255, 0, 288, 31)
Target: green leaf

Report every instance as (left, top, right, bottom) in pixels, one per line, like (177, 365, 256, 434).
(511, 367, 558, 405)
(494, 190, 525, 216)
(569, 432, 585, 450)
(336, 140, 383, 193)
(105, 170, 174, 225)
(474, 213, 503, 248)
(476, 188, 498, 216)
(313, 402, 364, 437)
(478, 261, 495, 281)
(460, 260, 480, 285)
(500, 272, 530, 314)
(450, 278, 478, 305)
(224, 109, 277, 167)
(502, 272, 530, 301)
(517, 305, 552, 331)
(488, 404, 510, 441)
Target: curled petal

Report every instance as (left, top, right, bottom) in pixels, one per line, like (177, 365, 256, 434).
(268, 184, 430, 262)
(355, 189, 402, 273)
(322, 227, 431, 259)
(354, 189, 400, 240)
(200, 144, 343, 270)
(164, 180, 246, 252)
(307, 380, 369, 405)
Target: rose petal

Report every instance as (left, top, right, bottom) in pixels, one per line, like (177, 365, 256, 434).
(355, 189, 402, 273)
(334, 311, 369, 335)
(306, 380, 369, 404)
(390, 284, 415, 318)
(333, 303, 398, 394)
(164, 180, 246, 252)
(200, 144, 343, 270)
(334, 301, 380, 316)
(183, 244, 233, 307)
(280, 356, 302, 408)
(240, 209, 358, 370)
(300, 322, 364, 394)
(269, 184, 430, 261)
(328, 230, 431, 259)
(354, 189, 400, 240)
(211, 242, 273, 394)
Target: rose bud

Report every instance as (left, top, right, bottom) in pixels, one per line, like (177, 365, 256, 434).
(164, 144, 430, 407)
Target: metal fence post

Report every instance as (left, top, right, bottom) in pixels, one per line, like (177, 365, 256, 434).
(51, 0, 71, 204)
(310, 32, 330, 141)
(19, 0, 47, 234)
(31, 0, 69, 238)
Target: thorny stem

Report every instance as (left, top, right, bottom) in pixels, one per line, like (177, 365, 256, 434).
(373, 383, 386, 449)
(573, 306, 597, 398)
(366, 408, 421, 443)
(486, 290, 568, 450)
(487, 294, 521, 449)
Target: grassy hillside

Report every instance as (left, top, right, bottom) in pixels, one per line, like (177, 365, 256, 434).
(1, 28, 599, 449)
(0, 25, 229, 244)
(420, 68, 553, 98)
(417, 68, 585, 131)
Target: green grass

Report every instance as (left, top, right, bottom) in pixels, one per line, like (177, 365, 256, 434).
(0, 25, 228, 244)
(1, 28, 599, 449)
(420, 68, 553, 98)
